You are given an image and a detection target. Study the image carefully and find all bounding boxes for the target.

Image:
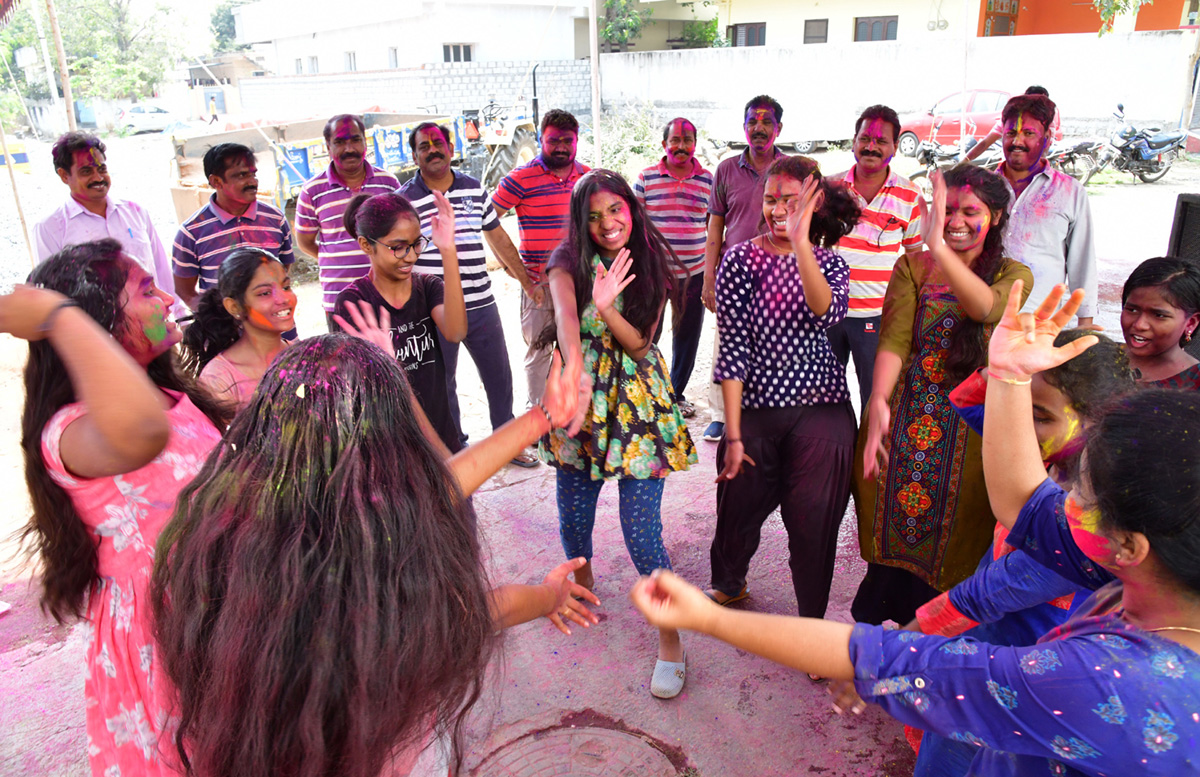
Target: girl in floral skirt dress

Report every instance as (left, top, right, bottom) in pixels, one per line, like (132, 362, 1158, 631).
(540, 169, 697, 699)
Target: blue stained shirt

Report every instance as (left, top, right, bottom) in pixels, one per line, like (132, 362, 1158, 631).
(850, 480, 1200, 776)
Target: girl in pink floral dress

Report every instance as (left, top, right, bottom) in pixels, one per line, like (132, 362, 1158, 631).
(14, 239, 227, 776)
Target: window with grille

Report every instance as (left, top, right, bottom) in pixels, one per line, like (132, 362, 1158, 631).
(294, 58, 303, 74)
(388, 47, 399, 68)
(804, 19, 828, 43)
(307, 56, 318, 74)
(854, 16, 898, 41)
(729, 23, 766, 46)
(345, 51, 357, 72)
(443, 44, 474, 62)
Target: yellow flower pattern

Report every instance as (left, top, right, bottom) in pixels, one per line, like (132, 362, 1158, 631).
(540, 255, 697, 480)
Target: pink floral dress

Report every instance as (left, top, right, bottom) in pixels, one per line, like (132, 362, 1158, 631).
(42, 390, 221, 777)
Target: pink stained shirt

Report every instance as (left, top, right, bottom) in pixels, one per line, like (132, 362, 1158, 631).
(41, 391, 222, 777)
(34, 195, 179, 311)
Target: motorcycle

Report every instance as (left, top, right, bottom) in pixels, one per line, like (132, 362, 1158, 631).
(1045, 139, 1102, 182)
(907, 139, 1001, 201)
(1082, 103, 1187, 185)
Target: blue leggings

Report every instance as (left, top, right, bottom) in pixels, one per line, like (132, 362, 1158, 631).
(556, 467, 671, 576)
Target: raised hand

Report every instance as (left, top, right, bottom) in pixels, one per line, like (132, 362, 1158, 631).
(543, 557, 601, 636)
(784, 175, 823, 250)
(592, 248, 636, 314)
(0, 285, 75, 341)
(987, 280, 1098, 381)
(862, 394, 891, 480)
(428, 190, 458, 252)
(333, 300, 394, 356)
(629, 569, 715, 633)
(923, 170, 947, 251)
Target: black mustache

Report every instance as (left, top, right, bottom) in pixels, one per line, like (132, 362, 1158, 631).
(340, 152, 361, 160)
(426, 153, 445, 161)
(860, 150, 883, 158)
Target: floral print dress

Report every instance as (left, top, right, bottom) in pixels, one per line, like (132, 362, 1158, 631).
(42, 391, 221, 777)
(541, 254, 697, 480)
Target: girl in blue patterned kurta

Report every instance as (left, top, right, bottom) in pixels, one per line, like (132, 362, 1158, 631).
(631, 284, 1200, 776)
(541, 169, 698, 699)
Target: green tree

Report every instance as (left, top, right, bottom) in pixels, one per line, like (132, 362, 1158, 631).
(0, 0, 176, 103)
(1091, 0, 1150, 33)
(211, 0, 251, 55)
(600, 0, 652, 53)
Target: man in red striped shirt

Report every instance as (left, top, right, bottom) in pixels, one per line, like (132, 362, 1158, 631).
(634, 117, 713, 417)
(489, 109, 589, 405)
(829, 105, 924, 412)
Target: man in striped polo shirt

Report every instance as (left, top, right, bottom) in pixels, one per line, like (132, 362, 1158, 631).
(828, 104, 924, 411)
(172, 143, 295, 311)
(634, 116, 713, 418)
(296, 114, 401, 330)
(399, 122, 538, 466)
(489, 109, 589, 405)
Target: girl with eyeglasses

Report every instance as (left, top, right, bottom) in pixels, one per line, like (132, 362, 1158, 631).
(336, 190, 468, 452)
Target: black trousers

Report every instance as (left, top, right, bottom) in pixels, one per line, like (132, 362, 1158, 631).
(710, 402, 856, 618)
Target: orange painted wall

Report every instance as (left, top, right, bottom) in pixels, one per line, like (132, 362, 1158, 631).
(1135, 0, 1186, 30)
(1019, 0, 1105, 35)
(977, 0, 1187, 35)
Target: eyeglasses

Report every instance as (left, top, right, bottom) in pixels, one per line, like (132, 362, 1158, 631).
(875, 216, 900, 248)
(367, 235, 429, 259)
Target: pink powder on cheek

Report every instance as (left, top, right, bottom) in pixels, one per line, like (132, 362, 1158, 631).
(1065, 497, 1119, 567)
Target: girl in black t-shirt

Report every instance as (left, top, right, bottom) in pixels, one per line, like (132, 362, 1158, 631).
(335, 190, 467, 452)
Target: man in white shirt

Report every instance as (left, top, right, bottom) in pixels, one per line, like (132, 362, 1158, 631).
(34, 132, 176, 302)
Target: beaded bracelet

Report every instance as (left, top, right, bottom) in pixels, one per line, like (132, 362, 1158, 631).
(533, 399, 553, 428)
(39, 299, 80, 334)
(987, 369, 1032, 386)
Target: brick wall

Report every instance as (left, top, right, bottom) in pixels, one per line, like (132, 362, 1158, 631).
(239, 60, 591, 121)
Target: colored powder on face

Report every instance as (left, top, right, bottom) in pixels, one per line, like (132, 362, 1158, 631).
(752, 109, 772, 123)
(1015, 114, 1024, 135)
(1065, 495, 1118, 567)
(248, 309, 277, 329)
(143, 309, 168, 345)
(1040, 406, 1083, 462)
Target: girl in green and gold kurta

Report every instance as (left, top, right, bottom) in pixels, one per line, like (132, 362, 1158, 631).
(540, 170, 697, 699)
(852, 165, 1032, 626)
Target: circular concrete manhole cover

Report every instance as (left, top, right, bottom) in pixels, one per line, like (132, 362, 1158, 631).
(474, 726, 678, 776)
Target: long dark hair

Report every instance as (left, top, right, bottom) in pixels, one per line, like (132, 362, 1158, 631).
(152, 335, 494, 777)
(539, 169, 684, 348)
(763, 155, 860, 248)
(1086, 389, 1200, 594)
(1121, 256, 1200, 348)
(941, 163, 1012, 384)
(20, 239, 228, 622)
(180, 248, 282, 375)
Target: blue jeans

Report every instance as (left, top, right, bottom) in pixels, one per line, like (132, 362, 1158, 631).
(438, 301, 516, 445)
(556, 467, 671, 576)
(654, 272, 706, 399)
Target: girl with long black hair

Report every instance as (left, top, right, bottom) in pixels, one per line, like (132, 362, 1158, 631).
(853, 165, 1033, 626)
(539, 168, 697, 698)
(12, 239, 227, 776)
(179, 247, 296, 409)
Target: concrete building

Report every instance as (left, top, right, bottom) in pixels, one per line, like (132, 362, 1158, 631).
(234, 0, 591, 77)
(710, 0, 1195, 44)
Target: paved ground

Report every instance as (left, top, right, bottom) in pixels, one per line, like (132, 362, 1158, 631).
(0, 133, 1197, 775)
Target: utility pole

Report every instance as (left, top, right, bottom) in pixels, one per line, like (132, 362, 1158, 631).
(44, 0, 75, 131)
(589, 0, 601, 167)
(28, 0, 59, 117)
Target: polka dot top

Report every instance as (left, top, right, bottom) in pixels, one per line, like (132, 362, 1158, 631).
(715, 239, 851, 409)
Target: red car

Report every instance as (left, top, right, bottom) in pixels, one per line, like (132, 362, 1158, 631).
(898, 89, 1011, 157)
